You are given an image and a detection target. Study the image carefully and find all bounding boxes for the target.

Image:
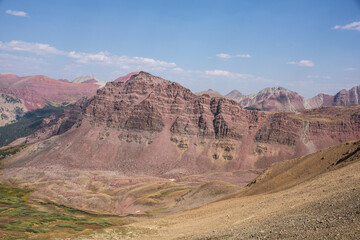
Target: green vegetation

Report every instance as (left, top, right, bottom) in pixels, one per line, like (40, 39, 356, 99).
(0, 183, 114, 239)
(0, 105, 67, 147)
(0, 145, 25, 161)
(244, 106, 261, 111)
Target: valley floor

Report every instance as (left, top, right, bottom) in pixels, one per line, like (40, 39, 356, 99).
(1, 140, 359, 239)
(66, 142, 360, 240)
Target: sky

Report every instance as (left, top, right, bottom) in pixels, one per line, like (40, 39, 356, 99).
(0, 0, 359, 97)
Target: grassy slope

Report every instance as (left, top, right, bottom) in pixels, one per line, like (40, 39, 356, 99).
(0, 182, 134, 240)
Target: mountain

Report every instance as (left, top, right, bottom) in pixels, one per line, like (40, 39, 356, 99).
(225, 89, 243, 100)
(234, 87, 305, 112)
(0, 73, 100, 112)
(226, 85, 360, 112)
(334, 86, 360, 106)
(72, 75, 105, 87)
(195, 89, 223, 98)
(12, 72, 360, 176)
(114, 72, 139, 83)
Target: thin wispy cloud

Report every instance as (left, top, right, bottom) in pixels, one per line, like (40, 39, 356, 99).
(68, 51, 176, 69)
(0, 53, 45, 74)
(0, 41, 66, 55)
(0, 40, 176, 71)
(307, 75, 332, 80)
(5, 10, 28, 17)
(344, 67, 357, 71)
(216, 53, 252, 59)
(333, 21, 360, 31)
(205, 70, 232, 76)
(205, 69, 275, 83)
(287, 60, 315, 67)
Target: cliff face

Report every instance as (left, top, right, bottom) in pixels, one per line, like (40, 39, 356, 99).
(16, 72, 360, 177)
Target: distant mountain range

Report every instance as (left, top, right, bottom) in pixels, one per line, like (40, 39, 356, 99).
(1, 72, 359, 128)
(0, 73, 102, 126)
(224, 86, 360, 112)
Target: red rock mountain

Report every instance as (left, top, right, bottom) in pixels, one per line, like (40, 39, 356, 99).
(226, 86, 360, 112)
(0, 73, 100, 111)
(17, 72, 360, 177)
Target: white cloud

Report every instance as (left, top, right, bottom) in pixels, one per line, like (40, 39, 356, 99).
(68, 51, 176, 70)
(68, 51, 111, 64)
(0, 40, 65, 55)
(216, 53, 252, 59)
(5, 9, 28, 17)
(205, 70, 231, 76)
(172, 67, 184, 72)
(344, 67, 357, 71)
(333, 21, 360, 31)
(205, 69, 275, 83)
(287, 60, 314, 67)
(0, 40, 176, 71)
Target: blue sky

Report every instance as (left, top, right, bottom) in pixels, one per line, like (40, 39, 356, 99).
(0, 0, 359, 97)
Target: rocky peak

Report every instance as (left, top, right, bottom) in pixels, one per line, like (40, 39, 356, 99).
(72, 75, 105, 87)
(195, 88, 224, 98)
(72, 75, 98, 83)
(258, 87, 294, 95)
(87, 72, 195, 131)
(334, 86, 360, 106)
(225, 90, 243, 100)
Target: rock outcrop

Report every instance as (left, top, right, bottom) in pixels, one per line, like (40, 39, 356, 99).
(0, 93, 26, 126)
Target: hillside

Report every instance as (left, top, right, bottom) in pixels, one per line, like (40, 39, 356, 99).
(69, 139, 360, 239)
(0, 105, 67, 147)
